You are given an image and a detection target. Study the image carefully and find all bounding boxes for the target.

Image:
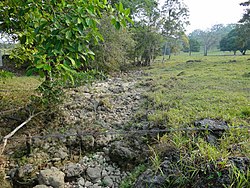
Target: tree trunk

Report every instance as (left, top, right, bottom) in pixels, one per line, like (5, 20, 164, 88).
(168, 47, 171, 60)
(204, 45, 208, 56)
(162, 43, 167, 63)
(0, 50, 2, 67)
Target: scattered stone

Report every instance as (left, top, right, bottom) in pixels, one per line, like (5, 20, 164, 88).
(102, 176, 113, 187)
(18, 164, 34, 178)
(37, 167, 65, 188)
(77, 177, 85, 187)
(229, 157, 250, 172)
(33, 185, 51, 188)
(194, 118, 228, 137)
(109, 141, 137, 164)
(53, 148, 68, 160)
(85, 181, 93, 187)
(64, 163, 85, 179)
(86, 167, 102, 182)
(134, 169, 166, 188)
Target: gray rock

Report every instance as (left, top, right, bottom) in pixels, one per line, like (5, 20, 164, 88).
(38, 167, 65, 188)
(90, 184, 102, 188)
(194, 118, 228, 137)
(105, 166, 115, 175)
(109, 141, 138, 166)
(134, 169, 166, 188)
(80, 135, 95, 150)
(86, 167, 102, 182)
(18, 164, 34, 178)
(85, 181, 93, 187)
(33, 185, 51, 188)
(77, 177, 85, 187)
(101, 169, 108, 177)
(102, 176, 113, 187)
(53, 148, 68, 160)
(64, 163, 85, 178)
(229, 157, 250, 172)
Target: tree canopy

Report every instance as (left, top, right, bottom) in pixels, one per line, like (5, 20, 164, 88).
(0, 0, 131, 81)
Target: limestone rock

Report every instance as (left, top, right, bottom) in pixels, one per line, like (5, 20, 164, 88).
(33, 185, 51, 188)
(86, 167, 102, 182)
(102, 176, 113, 187)
(64, 163, 85, 178)
(38, 167, 65, 188)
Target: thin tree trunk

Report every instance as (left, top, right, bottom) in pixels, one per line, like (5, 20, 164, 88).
(204, 45, 208, 56)
(162, 43, 167, 63)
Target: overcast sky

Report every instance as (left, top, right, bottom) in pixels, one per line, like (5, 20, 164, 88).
(160, 0, 246, 33)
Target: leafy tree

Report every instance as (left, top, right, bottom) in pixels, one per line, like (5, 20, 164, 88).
(90, 14, 135, 72)
(189, 24, 236, 56)
(161, 0, 189, 60)
(240, 0, 250, 24)
(220, 29, 241, 55)
(131, 0, 164, 66)
(220, 25, 250, 55)
(0, 0, 131, 82)
(183, 37, 200, 55)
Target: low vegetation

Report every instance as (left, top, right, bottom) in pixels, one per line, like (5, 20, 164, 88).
(130, 54, 250, 187)
(143, 55, 249, 126)
(0, 73, 41, 112)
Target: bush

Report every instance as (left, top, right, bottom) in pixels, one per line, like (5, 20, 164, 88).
(0, 70, 14, 79)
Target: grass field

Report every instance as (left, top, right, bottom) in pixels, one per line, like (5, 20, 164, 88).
(142, 54, 250, 127)
(132, 53, 250, 187)
(0, 75, 41, 112)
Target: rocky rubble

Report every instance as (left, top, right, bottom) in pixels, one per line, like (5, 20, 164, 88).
(6, 71, 150, 188)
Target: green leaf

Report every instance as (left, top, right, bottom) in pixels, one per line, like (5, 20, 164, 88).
(115, 21, 121, 30)
(118, 2, 124, 12)
(66, 30, 72, 39)
(77, 18, 81, 24)
(67, 56, 76, 66)
(125, 8, 130, 16)
(36, 64, 45, 69)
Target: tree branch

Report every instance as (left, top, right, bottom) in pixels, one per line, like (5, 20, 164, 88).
(0, 111, 43, 155)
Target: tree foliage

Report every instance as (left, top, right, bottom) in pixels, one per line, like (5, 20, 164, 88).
(161, 0, 189, 60)
(0, 0, 131, 81)
(189, 24, 236, 56)
(183, 37, 200, 55)
(240, 0, 250, 24)
(90, 14, 135, 72)
(220, 25, 250, 55)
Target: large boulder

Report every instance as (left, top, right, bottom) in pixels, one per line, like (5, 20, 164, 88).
(37, 167, 65, 188)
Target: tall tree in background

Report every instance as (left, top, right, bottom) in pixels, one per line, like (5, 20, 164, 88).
(183, 37, 200, 55)
(220, 25, 250, 55)
(189, 24, 236, 56)
(161, 0, 189, 60)
(240, 1, 250, 24)
(91, 14, 135, 72)
(131, 0, 164, 66)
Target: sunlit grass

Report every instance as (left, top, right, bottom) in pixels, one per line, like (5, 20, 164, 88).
(139, 53, 250, 187)
(0, 76, 41, 111)
(143, 54, 250, 127)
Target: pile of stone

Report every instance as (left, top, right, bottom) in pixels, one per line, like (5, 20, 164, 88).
(32, 152, 128, 188)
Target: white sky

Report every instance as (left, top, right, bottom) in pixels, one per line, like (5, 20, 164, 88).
(160, 0, 246, 33)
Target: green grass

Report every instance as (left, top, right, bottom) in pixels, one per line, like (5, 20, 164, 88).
(0, 75, 41, 111)
(138, 54, 250, 187)
(144, 55, 250, 127)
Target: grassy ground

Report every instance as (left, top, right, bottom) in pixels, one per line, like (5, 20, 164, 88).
(132, 53, 250, 187)
(143, 54, 250, 127)
(0, 75, 41, 112)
